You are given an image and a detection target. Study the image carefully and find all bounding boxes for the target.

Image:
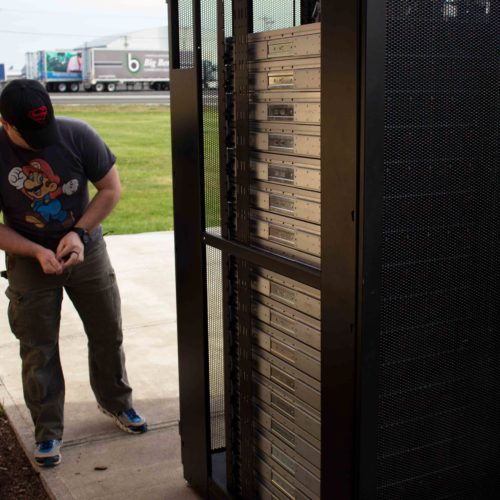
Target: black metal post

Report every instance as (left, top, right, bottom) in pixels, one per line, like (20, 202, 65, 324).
(321, 0, 360, 498)
(168, 0, 211, 496)
(356, 0, 385, 497)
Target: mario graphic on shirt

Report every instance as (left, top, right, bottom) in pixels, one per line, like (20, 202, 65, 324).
(8, 159, 79, 229)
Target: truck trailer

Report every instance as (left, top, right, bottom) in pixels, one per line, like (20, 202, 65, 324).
(25, 49, 169, 92)
(83, 49, 170, 92)
(25, 50, 83, 92)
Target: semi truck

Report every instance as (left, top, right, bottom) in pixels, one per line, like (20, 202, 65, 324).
(25, 49, 169, 92)
(83, 49, 169, 92)
(26, 50, 83, 92)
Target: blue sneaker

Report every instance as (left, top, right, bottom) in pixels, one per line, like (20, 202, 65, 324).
(34, 439, 62, 467)
(98, 405, 148, 434)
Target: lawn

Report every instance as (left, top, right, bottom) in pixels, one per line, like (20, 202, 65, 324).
(54, 104, 172, 235)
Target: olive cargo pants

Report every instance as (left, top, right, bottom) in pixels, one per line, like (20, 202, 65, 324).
(5, 239, 133, 442)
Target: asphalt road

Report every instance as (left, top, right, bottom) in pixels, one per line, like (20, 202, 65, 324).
(50, 91, 171, 105)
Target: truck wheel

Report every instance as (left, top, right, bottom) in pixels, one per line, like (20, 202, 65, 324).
(57, 83, 67, 92)
(69, 83, 79, 92)
(106, 83, 117, 92)
(94, 83, 105, 92)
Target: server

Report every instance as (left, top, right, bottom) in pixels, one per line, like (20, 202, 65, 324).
(234, 24, 322, 498)
(244, 25, 322, 271)
(169, 0, 500, 499)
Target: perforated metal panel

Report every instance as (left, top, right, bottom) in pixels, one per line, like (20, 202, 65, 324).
(202, 0, 222, 234)
(202, 0, 226, 452)
(225, 0, 233, 37)
(206, 246, 226, 450)
(252, 0, 300, 32)
(378, 2, 500, 498)
(178, 0, 195, 68)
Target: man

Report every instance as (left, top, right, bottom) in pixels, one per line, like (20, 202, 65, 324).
(66, 52, 82, 73)
(0, 79, 147, 467)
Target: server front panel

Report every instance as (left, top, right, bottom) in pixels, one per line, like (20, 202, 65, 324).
(227, 21, 322, 499)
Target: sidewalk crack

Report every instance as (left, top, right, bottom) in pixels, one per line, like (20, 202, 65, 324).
(62, 420, 179, 449)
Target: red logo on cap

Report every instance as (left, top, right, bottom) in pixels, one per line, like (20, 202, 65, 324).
(28, 106, 48, 124)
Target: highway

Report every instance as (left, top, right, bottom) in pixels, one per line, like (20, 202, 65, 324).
(50, 91, 171, 105)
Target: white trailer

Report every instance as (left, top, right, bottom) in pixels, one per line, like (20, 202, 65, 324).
(82, 49, 170, 92)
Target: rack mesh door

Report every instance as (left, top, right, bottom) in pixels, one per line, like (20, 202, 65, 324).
(201, 0, 227, 453)
(377, 2, 500, 498)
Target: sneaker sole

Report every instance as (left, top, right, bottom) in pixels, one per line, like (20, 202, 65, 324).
(98, 405, 148, 434)
(35, 455, 61, 467)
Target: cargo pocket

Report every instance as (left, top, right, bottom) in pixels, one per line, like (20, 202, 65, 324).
(5, 287, 62, 344)
(5, 287, 24, 336)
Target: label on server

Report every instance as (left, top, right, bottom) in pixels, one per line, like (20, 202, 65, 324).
(252, 271, 321, 319)
(256, 458, 310, 500)
(253, 219, 321, 257)
(252, 239, 321, 268)
(249, 67, 321, 91)
(248, 27, 321, 61)
(269, 281, 320, 317)
(250, 102, 321, 125)
(268, 164, 295, 185)
(248, 59, 321, 91)
(252, 302, 320, 350)
(269, 224, 295, 244)
(268, 73, 294, 88)
(253, 324, 321, 381)
(254, 266, 321, 300)
(250, 92, 320, 124)
(269, 194, 294, 213)
(253, 389, 321, 451)
(255, 428, 321, 497)
(269, 68, 320, 90)
(255, 402, 321, 470)
(269, 133, 294, 151)
(251, 185, 321, 224)
(270, 281, 296, 304)
(256, 437, 319, 496)
(251, 153, 321, 191)
(268, 40, 295, 58)
(254, 372, 321, 441)
(250, 130, 321, 158)
(255, 344, 320, 393)
(257, 294, 321, 331)
(253, 347, 321, 408)
(268, 103, 295, 120)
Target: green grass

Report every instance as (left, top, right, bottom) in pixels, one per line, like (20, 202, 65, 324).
(54, 104, 172, 235)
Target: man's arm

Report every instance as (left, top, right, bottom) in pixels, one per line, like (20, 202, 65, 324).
(56, 165, 121, 268)
(0, 224, 64, 274)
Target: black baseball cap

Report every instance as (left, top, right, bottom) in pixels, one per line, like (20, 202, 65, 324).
(0, 79, 61, 149)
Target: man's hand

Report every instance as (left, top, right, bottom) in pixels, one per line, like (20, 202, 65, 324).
(56, 231, 84, 271)
(35, 247, 64, 275)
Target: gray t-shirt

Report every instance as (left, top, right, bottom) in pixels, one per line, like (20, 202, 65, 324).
(0, 117, 116, 251)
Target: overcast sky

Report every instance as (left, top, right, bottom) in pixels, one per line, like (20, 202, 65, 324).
(0, 0, 169, 73)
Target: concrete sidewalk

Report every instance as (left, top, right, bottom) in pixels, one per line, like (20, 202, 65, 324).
(0, 232, 200, 500)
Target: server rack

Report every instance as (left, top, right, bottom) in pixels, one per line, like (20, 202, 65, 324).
(168, 0, 500, 498)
